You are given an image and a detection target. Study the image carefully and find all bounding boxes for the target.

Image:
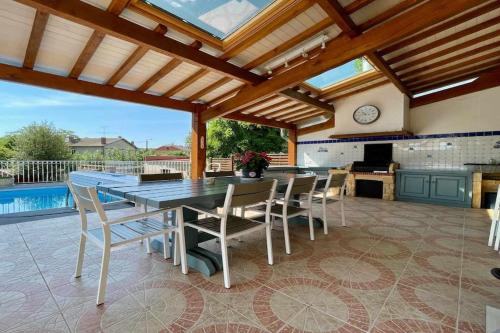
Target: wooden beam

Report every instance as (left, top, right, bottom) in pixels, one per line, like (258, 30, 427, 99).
(344, 0, 376, 14)
(248, 100, 300, 116)
(0, 63, 195, 112)
(107, 0, 130, 15)
(297, 117, 335, 136)
(285, 111, 326, 123)
(106, 24, 168, 86)
(410, 67, 500, 108)
(393, 30, 500, 73)
(242, 18, 333, 70)
(279, 89, 335, 113)
(191, 107, 206, 179)
(277, 108, 320, 122)
(387, 16, 500, 65)
(201, 0, 483, 122)
(358, 0, 424, 31)
(17, 0, 264, 84)
(324, 79, 390, 101)
(207, 87, 242, 106)
(137, 58, 182, 92)
(320, 70, 383, 97)
(288, 127, 297, 166)
(23, 10, 49, 69)
(186, 77, 232, 102)
(221, 0, 316, 60)
(380, 1, 500, 55)
(163, 68, 210, 97)
(265, 105, 315, 119)
(366, 51, 411, 95)
(223, 113, 294, 129)
(236, 95, 282, 114)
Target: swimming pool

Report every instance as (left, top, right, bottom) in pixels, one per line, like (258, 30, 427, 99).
(0, 186, 119, 215)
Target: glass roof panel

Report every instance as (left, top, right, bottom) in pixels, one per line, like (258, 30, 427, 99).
(143, 0, 275, 40)
(306, 57, 373, 89)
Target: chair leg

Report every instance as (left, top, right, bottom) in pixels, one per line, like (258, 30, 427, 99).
(74, 234, 86, 278)
(176, 208, 188, 274)
(488, 220, 497, 247)
(220, 237, 231, 288)
(96, 245, 111, 305)
(173, 231, 181, 266)
(340, 200, 346, 227)
(322, 198, 328, 235)
(265, 223, 273, 265)
(283, 216, 291, 255)
(494, 222, 500, 251)
(146, 237, 152, 254)
(162, 233, 170, 259)
(308, 210, 315, 241)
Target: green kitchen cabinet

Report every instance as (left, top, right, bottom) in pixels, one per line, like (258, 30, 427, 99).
(396, 170, 471, 207)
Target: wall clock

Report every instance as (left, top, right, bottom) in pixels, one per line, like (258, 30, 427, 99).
(353, 105, 380, 125)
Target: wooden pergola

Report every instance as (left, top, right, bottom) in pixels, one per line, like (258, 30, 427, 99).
(0, 0, 499, 178)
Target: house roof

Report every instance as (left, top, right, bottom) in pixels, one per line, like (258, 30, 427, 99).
(156, 145, 185, 151)
(70, 137, 137, 149)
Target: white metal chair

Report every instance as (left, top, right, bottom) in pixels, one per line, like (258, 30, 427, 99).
(312, 172, 348, 234)
(488, 184, 500, 250)
(182, 179, 277, 288)
(67, 181, 188, 305)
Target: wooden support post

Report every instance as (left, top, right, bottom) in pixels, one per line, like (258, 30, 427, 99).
(191, 107, 206, 179)
(287, 127, 297, 166)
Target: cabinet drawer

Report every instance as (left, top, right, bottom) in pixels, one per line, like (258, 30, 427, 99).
(430, 175, 466, 202)
(399, 174, 430, 198)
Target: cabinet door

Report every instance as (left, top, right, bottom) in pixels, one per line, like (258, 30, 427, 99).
(399, 174, 430, 198)
(429, 175, 466, 202)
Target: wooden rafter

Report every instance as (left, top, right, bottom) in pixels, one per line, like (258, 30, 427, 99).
(283, 110, 325, 123)
(207, 87, 242, 106)
(265, 105, 315, 119)
(297, 117, 335, 136)
(137, 58, 182, 92)
(277, 108, 321, 122)
(0, 63, 195, 111)
(106, 24, 168, 86)
(410, 67, 500, 107)
(236, 96, 281, 114)
(224, 112, 294, 129)
(344, 0, 376, 14)
(358, 0, 425, 31)
(393, 29, 500, 73)
(280, 88, 335, 113)
(163, 68, 210, 97)
(323, 79, 390, 101)
(246, 100, 299, 116)
(380, 1, 500, 56)
(387, 16, 500, 65)
(186, 77, 232, 102)
(320, 70, 383, 98)
(23, 10, 49, 69)
(16, 0, 263, 84)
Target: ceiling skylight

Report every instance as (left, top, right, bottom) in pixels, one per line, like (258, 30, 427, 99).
(413, 78, 478, 98)
(306, 57, 373, 89)
(143, 0, 275, 39)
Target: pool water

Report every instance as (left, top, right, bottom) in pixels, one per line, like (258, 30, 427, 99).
(0, 186, 118, 215)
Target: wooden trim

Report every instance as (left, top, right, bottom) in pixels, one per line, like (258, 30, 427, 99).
(191, 107, 206, 179)
(324, 79, 390, 101)
(223, 112, 294, 129)
(23, 10, 49, 69)
(387, 16, 500, 65)
(280, 89, 335, 113)
(186, 77, 232, 102)
(344, 0, 376, 14)
(320, 70, 382, 97)
(201, 0, 482, 122)
(137, 58, 182, 92)
(298, 83, 322, 97)
(242, 18, 333, 70)
(128, 0, 222, 50)
(380, 1, 500, 56)
(17, 0, 263, 84)
(68, 30, 105, 79)
(358, 0, 424, 31)
(329, 130, 413, 139)
(163, 68, 210, 97)
(221, 0, 316, 59)
(288, 127, 297, 166)
(393, 29, 500, 73)
(410, 67, 500, 108)
(0, 63, 195, 112)
(399, 40, 500, 80)
(297, 117, 335, 136)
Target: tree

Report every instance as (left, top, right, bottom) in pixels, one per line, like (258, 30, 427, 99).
(0, 136, 15, 160)
(206, 119, 287, 158)
(12, 122, 71, 160)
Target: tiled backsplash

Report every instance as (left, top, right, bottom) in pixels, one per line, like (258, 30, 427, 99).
(298, 131, 500, 171)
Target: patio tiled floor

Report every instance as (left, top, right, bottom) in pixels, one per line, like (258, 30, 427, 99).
(0, 197, 497, 332)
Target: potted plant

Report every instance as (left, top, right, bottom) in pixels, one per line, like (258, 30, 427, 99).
(234, 151, 272, 178)
(0, 175, 14, 187)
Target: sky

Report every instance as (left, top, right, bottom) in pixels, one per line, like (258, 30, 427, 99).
(0, 81, 192, 148)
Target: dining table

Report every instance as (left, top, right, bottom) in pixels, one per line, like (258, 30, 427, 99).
(84, 172, 328, 276)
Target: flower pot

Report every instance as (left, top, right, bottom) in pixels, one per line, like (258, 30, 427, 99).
(241, 168, 263, 178)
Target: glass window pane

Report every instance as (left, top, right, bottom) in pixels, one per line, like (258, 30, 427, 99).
(306, 57, 373, 88)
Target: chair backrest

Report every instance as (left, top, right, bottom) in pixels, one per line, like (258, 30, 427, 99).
(139, 173, 183, 182)
(67, 181, 108, 226)
(204, 170, 235, 178)
(284, 176, 317, 202)
(324, 173, 348, 192)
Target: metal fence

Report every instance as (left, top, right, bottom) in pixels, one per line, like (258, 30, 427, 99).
(207, 154, 289, 171)
(0, 160, 192, 183)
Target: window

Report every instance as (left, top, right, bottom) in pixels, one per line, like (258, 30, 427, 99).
(142, 0, 275, 39)
(413, 78, 478, 98)
(306, 57, 373, 88)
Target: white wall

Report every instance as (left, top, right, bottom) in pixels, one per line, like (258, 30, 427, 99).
(410, 86, 500, 135)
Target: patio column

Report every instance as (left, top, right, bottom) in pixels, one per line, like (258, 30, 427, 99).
(191, 107, 206, 179)
(287, 126, 297, 166)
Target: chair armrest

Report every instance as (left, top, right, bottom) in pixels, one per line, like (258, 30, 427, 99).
(102, 199, 130, 206)
(106, 208, 169, 225)
(182, 205, 221, 219)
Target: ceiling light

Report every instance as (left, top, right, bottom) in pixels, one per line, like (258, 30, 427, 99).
(266, 67, 272, 75)
(302, 48, 308, 58)
(321, 34, 327, 49)
(284, 59, 289, 68)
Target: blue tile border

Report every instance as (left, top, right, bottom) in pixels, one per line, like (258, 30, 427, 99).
(297, 131, 500, 145)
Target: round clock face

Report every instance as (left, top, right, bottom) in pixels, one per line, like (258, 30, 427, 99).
(353, 105, 380, 124)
